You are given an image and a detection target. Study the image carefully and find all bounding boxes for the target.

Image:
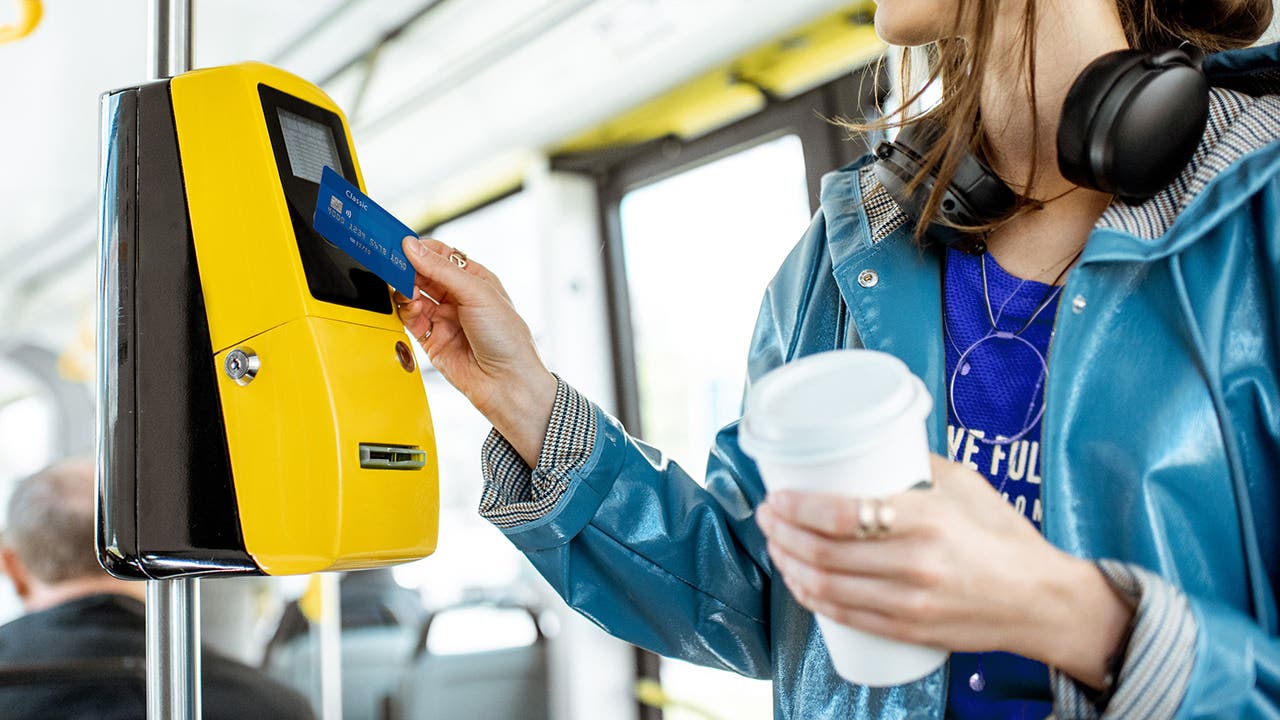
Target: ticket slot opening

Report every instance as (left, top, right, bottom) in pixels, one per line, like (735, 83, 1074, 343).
(359, 444, 428, 470)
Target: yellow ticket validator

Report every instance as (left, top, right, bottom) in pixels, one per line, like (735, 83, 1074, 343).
(97, 62, 438, 578)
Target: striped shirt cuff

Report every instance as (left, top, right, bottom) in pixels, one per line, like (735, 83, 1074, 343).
(478, 377, 598, 529)
(1051, 560, 1198, 719)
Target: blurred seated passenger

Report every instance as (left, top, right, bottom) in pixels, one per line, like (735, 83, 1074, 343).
(0, 460, 314, 720)
(264, 566, 426, 664)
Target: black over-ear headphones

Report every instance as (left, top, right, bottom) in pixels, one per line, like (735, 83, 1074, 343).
(872, 46, 1210, 253)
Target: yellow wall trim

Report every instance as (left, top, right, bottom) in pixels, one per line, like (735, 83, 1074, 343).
(558, 3, 882, 155)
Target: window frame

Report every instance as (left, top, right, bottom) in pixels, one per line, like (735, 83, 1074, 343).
(556, 68, 884, 442)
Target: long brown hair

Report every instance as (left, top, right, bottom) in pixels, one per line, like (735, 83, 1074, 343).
(855, 0, 1274, 240)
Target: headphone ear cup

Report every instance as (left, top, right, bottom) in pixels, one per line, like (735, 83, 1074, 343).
(1057, 50, 1149, 192)
(872, 121, 1014, 253)
(1058, 48, 1210, 201)
(1103, 54, 1209, 200)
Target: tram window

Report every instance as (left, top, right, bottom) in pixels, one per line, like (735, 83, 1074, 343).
(617, 133, 811, 720)
(0, 361, 56, 501)
(0, 402, 55, 495)
(619, 133, 811, 485)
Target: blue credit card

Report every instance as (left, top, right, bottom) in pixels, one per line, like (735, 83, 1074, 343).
(312, 165, 416, 298)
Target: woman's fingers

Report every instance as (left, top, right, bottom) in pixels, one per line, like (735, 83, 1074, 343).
(401, 236, 496, 306)
(762, 489, 938, 541)
(757, 504, 938, 580)
(414, 236, 513, 302)
(399, 293, 460, 328)
(395, 291, 427, 326)
(768, 541, 927, 623)
(758, 455, 1074, 658)
(758, 456, 964, 541)
(414, 273, 450, 306)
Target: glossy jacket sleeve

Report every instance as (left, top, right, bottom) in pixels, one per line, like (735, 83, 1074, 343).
(1173, 592, 1280, 718)
(1050, 561, 1198, 719)
(480, 388, 774, 678)
(1051, 557, 1280, 719)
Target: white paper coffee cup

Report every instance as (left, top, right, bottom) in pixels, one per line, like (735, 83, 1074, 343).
(739, 349, 947, 687)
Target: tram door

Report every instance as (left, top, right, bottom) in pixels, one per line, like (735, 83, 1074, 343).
(615, 134, 811, 720)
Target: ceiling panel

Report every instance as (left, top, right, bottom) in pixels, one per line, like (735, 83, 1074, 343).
(0, 0, 873, 351)
(193, 0, 350, 72)
(353, 0, 859, 219)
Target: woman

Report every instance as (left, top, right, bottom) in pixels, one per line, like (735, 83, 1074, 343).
(395, 0, 1279, 717)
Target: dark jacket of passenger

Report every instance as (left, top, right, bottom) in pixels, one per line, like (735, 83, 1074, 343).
(0, 593, 314, 720)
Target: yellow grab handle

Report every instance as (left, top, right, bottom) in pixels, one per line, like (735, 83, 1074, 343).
(635, 679, 724, 720)
(0, 0, 42, 44)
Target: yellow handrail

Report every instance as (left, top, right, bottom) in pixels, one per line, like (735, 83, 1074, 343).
(0, 0, 42, 45)
(635, 678, 725, 720)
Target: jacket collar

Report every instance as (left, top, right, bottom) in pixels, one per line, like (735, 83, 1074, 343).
(1071, 41, 1280, 260)
(1205, 41, 1280, 96)
(1086, 88, 1280, 263)
(820, 159, 949, 454)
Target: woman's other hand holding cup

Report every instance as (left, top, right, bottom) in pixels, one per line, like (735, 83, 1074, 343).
(755, 455, 1136, 690)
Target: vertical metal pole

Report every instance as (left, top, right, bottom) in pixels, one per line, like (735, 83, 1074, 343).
(145, 582, 167, 719)
(148, 0, 193, 79)
(146, 3, 197, 720)
(147, 578, 202, 720)
(318, 573, 344, 720)
(177, 579, 201, 718)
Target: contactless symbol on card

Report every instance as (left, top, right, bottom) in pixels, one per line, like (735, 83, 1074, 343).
(312, 165, 416, 297)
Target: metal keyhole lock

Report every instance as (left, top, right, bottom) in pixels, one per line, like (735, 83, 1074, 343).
(225, 348, 260, 386)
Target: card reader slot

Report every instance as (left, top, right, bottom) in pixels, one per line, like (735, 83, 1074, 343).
(359, 444, 427, 471)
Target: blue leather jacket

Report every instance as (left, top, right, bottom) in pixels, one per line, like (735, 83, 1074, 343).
(484, 45, 1280, 719)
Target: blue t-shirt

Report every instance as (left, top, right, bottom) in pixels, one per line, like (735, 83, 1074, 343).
(942, 247, 1058, 719)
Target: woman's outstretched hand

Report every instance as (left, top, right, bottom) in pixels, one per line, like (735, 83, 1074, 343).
(396, 235, 557, 466)
(755, 455, 1135, 689)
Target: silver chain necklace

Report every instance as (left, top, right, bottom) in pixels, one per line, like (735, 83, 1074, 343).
(944, 249, 1080, 694)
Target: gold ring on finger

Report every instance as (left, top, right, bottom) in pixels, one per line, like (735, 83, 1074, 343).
(417, 319, 434, 345)
(856, 499, 877, 540)
(872, 500, 896, 540)
(449, 248, 469, 269)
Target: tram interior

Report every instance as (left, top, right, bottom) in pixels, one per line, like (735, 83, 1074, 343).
(3, 1, 1277, 719)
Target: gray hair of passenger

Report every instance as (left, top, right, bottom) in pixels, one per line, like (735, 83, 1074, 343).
(3, 460, 102, 584)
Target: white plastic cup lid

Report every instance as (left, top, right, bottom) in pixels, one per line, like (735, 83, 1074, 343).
(739, 350, 932, 465)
